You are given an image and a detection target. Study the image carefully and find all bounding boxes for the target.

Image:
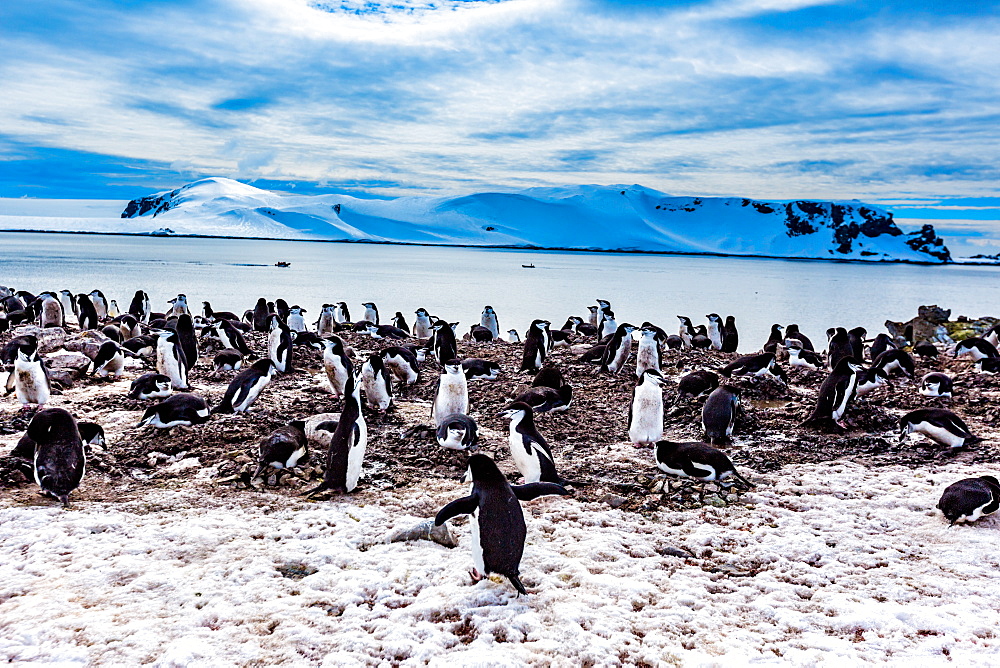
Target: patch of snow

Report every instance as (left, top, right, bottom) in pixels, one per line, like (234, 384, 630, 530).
(2, 462, 999, 664)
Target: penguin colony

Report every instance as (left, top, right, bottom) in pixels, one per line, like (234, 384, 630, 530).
(2, 288, 999, 596)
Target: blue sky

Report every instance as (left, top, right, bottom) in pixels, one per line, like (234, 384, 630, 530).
(1, 0, 998, 244)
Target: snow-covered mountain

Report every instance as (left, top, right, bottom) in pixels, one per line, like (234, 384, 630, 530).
(8, 177, 954, 262)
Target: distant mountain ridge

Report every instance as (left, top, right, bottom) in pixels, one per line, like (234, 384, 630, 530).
(111, 177, 946, 263)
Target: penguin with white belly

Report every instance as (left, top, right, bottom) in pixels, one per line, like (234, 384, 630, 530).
(919, 372, 953, 398)
(128, 373, 172, 400)
(480, 306, 500, 339)
(212, 359, 275, 414)
(287, 306, 308, 333)
(306, 371, 368, 495)
(519, 320, 551, 372)
(137, 393, 211, 429)
(802, 357, 862, 432)
(635, 325, 663, 377)
(413, 308, 433, 338)
(89, 340, 126, 378)
(938, 476, 1000, 525)
(268, 314, 293, 373)
(362, 302, 379, 325)
(252, 422, 310, 485)
(436, 413, 479, 451)
(435, 454, 569, 595)
(599, 323, 636, 375)
(322, 336, 353, 398)
(900, 408, 980, 451)
(430, 320, 459, 363)
(155, 330, 189, 391)
(360, 353, 393, 412)
(629, 369, 665, 446)
(432, 360, 469, 427)
(9, 336, 50, 407)
(499, 402, 565, 484)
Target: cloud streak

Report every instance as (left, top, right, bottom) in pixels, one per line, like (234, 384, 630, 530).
(0, 0, 997, 209)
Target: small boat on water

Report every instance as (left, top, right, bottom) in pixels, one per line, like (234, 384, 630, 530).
(275, 261, 291, 267)
(522, 264, 535, 268)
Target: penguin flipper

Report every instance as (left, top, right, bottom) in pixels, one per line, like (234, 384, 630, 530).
(512, 482, 570, 501)
(434, 494, 479, 526)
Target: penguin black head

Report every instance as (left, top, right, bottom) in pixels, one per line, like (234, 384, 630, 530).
(444, 359, 463, 373)
(16, 335, 39, 361)
(638, 369, 665, 386)
(463, 453, 506, 484)
(27, 407, 80, 444)
(499, 401, 533, 419)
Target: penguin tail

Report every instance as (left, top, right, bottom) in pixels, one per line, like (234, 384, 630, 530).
(507, 573, 528, 596)
(731, 471, 755, 490)
(211, 404, 234, 415)
(966, 435, 983, 445)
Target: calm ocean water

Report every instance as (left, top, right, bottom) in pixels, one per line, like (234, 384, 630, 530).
(2, 231, 998, 351)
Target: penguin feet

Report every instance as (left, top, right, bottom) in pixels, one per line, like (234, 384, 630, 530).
(469, 569, 485, 584)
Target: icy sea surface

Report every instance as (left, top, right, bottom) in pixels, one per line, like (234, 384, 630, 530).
(3, 231, 1000, 347)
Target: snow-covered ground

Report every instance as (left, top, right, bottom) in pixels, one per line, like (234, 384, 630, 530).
(3, 461, 999, 666)
(0, 178, 952, 262)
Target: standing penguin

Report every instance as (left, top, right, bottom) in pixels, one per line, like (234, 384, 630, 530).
(362, 302, 379, 325)
(89, 290, 109, 320)
(802, 357, 862, 431)
(215, 319, 255, 358)
(600, 323, 637, 374)
(430, 320, 459, 363)
(519, 319, 551, 372)
(507, 329, 521, 344)
(167, 294, 190, 319)
(900, 408, 980, 450)
(435, 454, 568, 595)
(937, 476, 1000, 525)
(629, 369, 665, 446)
(307, 371, 368, 495)
(432, 360, 469, 427)
(827, 328, 853, 370)
(500, 402, 564, 484)
(89, 340, 126, 378)
(721, 316, 739, 353)
(598, 309, 618, 340)
(391, 311, 410, 334)
(212, 359, 275, 414)
(762, 324, 784, 354)
(702, 385, 740, 445)
(706, 314, 724, 350)
(75, 293, 100, 330)
(322, 336, 353, 398)
(176, 313, 199, 369)
(287, 307, 308, 333)
(155, 329, 189, 391)
(381, 346, 420, 393)
(26, 408, 85, 506)
(9, 336, 50, 407)
(316, 304, 338, 336)
(252, 298, 270, 332)
(360, 353, 394, 412)
(869, 333, 897, 362)
(252, 422, 309, 485)
(333, 301, 351, 324)
(108, 298, 120, 318)
(480, 306, 500, 339)
(677, 316, 696, 348)
(268, 314, 293, 373)
(59, 290, 76, 322)
(784, 324, 814, 351)
(38, 294, 64, 328)
(413, 308, 433, 338)
(848, 327, 867, 362)
(128, 290, 150, 323)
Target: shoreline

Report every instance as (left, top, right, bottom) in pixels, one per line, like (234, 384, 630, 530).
(0, 227, 990, 267)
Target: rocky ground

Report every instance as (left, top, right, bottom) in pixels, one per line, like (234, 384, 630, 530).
(2, 322, 998, 511)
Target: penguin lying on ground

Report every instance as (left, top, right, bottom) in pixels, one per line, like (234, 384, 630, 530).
(128, 373, 172, 400)
(436, 414, 479, 451)
(676, 369, 719, 401)
(462, 358, 501, 381)
(26, 408, 86, 507)
(653, 440, 753, 501)
(435, 454, 569, 595)
(252, 422, 309, 486)
(919, 372, 953, 398)
(138, 393, 211, 429)
(937, 476, 1000, 525)
(900, 408, 981, 451)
